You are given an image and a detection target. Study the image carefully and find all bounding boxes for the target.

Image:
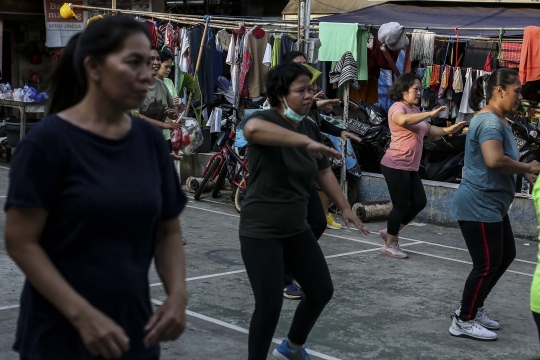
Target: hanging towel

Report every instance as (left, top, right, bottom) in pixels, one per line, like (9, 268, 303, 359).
(457, 68, 474, 122)
(329, 51, 358, 87)
(438, 65, 451, 99)
(430, 64, 441, 90)
(498, 42, 521, 69)
(519, 26, 540, 85)
(410, 29, 435, 65)
(318, 22, 368, 80)
(206, 107, 222, 133)
(453, 67, 463, 93)
(483, 51, 494, 72)
(422, 66, 432, 89)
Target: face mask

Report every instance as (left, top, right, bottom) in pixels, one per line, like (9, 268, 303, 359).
(282, 98, 305, 123)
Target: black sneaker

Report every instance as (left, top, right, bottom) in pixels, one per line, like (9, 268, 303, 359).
(283, 282, 304, 300)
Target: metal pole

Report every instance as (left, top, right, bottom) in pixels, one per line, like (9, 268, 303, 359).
(303, 0, 311, 55)
(111, 0, 116, 9)
(340, 82, 350, 198)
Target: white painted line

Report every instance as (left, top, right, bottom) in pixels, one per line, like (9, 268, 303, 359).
(0, 304, 19, 311)
(150, 269, 247, 287)
(188, 196, 230, 207)
(185, 204, 537, 270)
(186, 205, 239, 218)
(0, 166, 9, 170)
(150, 298, 343, 360)
(396, 235, 537, 265)
(405, 249, 533, 277)
(325, 241, 422, 259)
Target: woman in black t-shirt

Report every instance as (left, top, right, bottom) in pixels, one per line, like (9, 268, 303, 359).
(5, 17, 187, 360)
(240, 62, 370, 360)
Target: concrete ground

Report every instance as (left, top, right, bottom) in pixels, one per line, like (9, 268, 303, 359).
(1, 160, 540, 359)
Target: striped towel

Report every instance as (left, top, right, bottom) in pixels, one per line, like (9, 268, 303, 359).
(329, 51, 358, 88)
(499, 42, 521, 69)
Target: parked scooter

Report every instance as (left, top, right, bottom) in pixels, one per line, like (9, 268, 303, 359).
(420, 134, 466, 183)
(342, 99, 390, 172)
(509, 115, 540, 193)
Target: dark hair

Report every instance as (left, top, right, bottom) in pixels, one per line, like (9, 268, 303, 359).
(266, 62, 312, 107)
(159, 49, 173, 62)
(282, 51, 307, 63)
(468, 68, 519, 111)
(388, 72, 421, 102)
(46, 16, 149, 115)
(150, 45, 160, 53)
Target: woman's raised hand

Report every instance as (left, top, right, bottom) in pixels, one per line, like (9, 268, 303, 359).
(430, 106, 448, 118)
(444, 121, 466, 134)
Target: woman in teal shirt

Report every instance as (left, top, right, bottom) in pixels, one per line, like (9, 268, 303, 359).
(449, 69, 540, 341)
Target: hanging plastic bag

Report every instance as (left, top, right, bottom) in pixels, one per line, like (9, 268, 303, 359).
(170, 118, 204, 155)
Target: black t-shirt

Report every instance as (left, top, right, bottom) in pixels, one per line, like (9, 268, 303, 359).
(5, 115, 186, 360)
(239, 109, 330, 239)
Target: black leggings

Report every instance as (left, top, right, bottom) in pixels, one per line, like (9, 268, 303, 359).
(284, 184, 326, 284)
(458, 215, 516, 321)
(533, 312, 540, 344)
(240, 229, 334, 360)
(381, 165, 427, 236)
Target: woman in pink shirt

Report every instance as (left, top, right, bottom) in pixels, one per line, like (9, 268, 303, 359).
(379, 73, 465, 259)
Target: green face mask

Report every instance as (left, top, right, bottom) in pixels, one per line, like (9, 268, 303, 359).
(283, 98, 305, 123)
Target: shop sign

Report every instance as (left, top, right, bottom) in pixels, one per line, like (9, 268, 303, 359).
(43, 0, 87, 48)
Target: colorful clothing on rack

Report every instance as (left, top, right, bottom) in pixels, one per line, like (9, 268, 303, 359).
(453, 66, 463, 93)
(498, 42, 521, 69)
(457, 68, 474, 123)
(145, 21, 159, 48)
(519, 26, 540, 85)
(438, 65, 451, 99)
(422, 65, 432, 89)
(429, 64, 441, 90)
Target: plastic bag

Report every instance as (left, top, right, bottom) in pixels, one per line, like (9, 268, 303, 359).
(12, 89, 24, 102)
(170, 118, 203, 155)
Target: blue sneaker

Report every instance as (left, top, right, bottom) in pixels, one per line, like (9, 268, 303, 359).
(272, 340, 311, 360)
(283, 283, 304, 300)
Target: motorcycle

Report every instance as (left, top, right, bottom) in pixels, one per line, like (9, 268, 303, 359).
(341, 99, 390, 173)
(509, 115, 540, 193)
(319, 115, 362, 206)
(420, 134, 466, 183)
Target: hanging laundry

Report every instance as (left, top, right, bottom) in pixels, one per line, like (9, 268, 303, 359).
(271, 36, 281, 67)
(279, 34, 298, 62)
(438, 65, 451, 99)
(306, 38, 322, 64)
(463, 41, 498, 71)
(457, 68, 474, 123)
(519, 26, 540, 85)
(144, 21, 159, 47)
(429, 64, 441, 91)
(329, 51, 358, 88)
(262, 43, 272, 67)
(483, 52, 494, 72)
(318, 22, 368, 81)
(422, 65, 432, 89)
(215, 29, 231, 52)
(410, 29, 435, 65)
(187, 25, 215, 105)
(246, 28, 270, 98)
(453, 67, 463, 93)
(498, 42, 521, 69)
(206, 107, 222, 133)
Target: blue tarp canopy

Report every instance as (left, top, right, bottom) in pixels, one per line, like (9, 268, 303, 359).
(319, 2, 540, 36)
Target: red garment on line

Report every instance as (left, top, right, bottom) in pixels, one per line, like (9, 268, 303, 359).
(499, 43, 521, 69)
(519, 26, 540, 84)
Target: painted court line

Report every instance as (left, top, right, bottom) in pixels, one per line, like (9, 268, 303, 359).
(185, 205, 538, 269)
(150, 298, 343, 360)
(0, 166, 9, 170)
(0, 304, 19, 311)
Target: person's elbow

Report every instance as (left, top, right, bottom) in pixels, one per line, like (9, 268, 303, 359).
(484, 156, 505, 170)
(243, 121, 258, 142)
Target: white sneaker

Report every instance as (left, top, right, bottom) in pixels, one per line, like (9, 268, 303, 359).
(449, 315, 498, 341)
(455, 307, 500, 330)
(381, 242, 408, 259)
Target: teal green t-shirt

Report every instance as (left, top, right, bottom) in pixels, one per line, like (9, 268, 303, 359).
(452, 112, 519, 223)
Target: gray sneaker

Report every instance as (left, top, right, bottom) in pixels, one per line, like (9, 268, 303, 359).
(455, 306, 500, 330)
(449, 315, 497, 341)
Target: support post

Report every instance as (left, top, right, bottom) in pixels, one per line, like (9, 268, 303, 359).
(180, 19, 209, 122)
(341, 82, 350, 197)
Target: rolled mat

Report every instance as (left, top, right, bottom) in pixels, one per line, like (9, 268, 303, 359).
(352, 201, 392, 222)
(186, 176, 215, 193)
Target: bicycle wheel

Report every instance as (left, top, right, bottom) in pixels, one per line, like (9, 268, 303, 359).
(234, 173, 248, 213)
(194, 157, 221, 200)
(211, 163, 228, 198)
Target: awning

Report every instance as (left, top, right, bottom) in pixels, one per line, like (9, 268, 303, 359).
(282, 0, 388, 15)
(319, 2, 540, 36)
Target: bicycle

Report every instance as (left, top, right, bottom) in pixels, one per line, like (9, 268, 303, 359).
(193, 104, 249, 213)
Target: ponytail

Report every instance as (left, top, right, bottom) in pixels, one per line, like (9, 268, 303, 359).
(45, 34, 86, 115)
(468, 68, 519, 112)
(468, 75, 487, 112)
